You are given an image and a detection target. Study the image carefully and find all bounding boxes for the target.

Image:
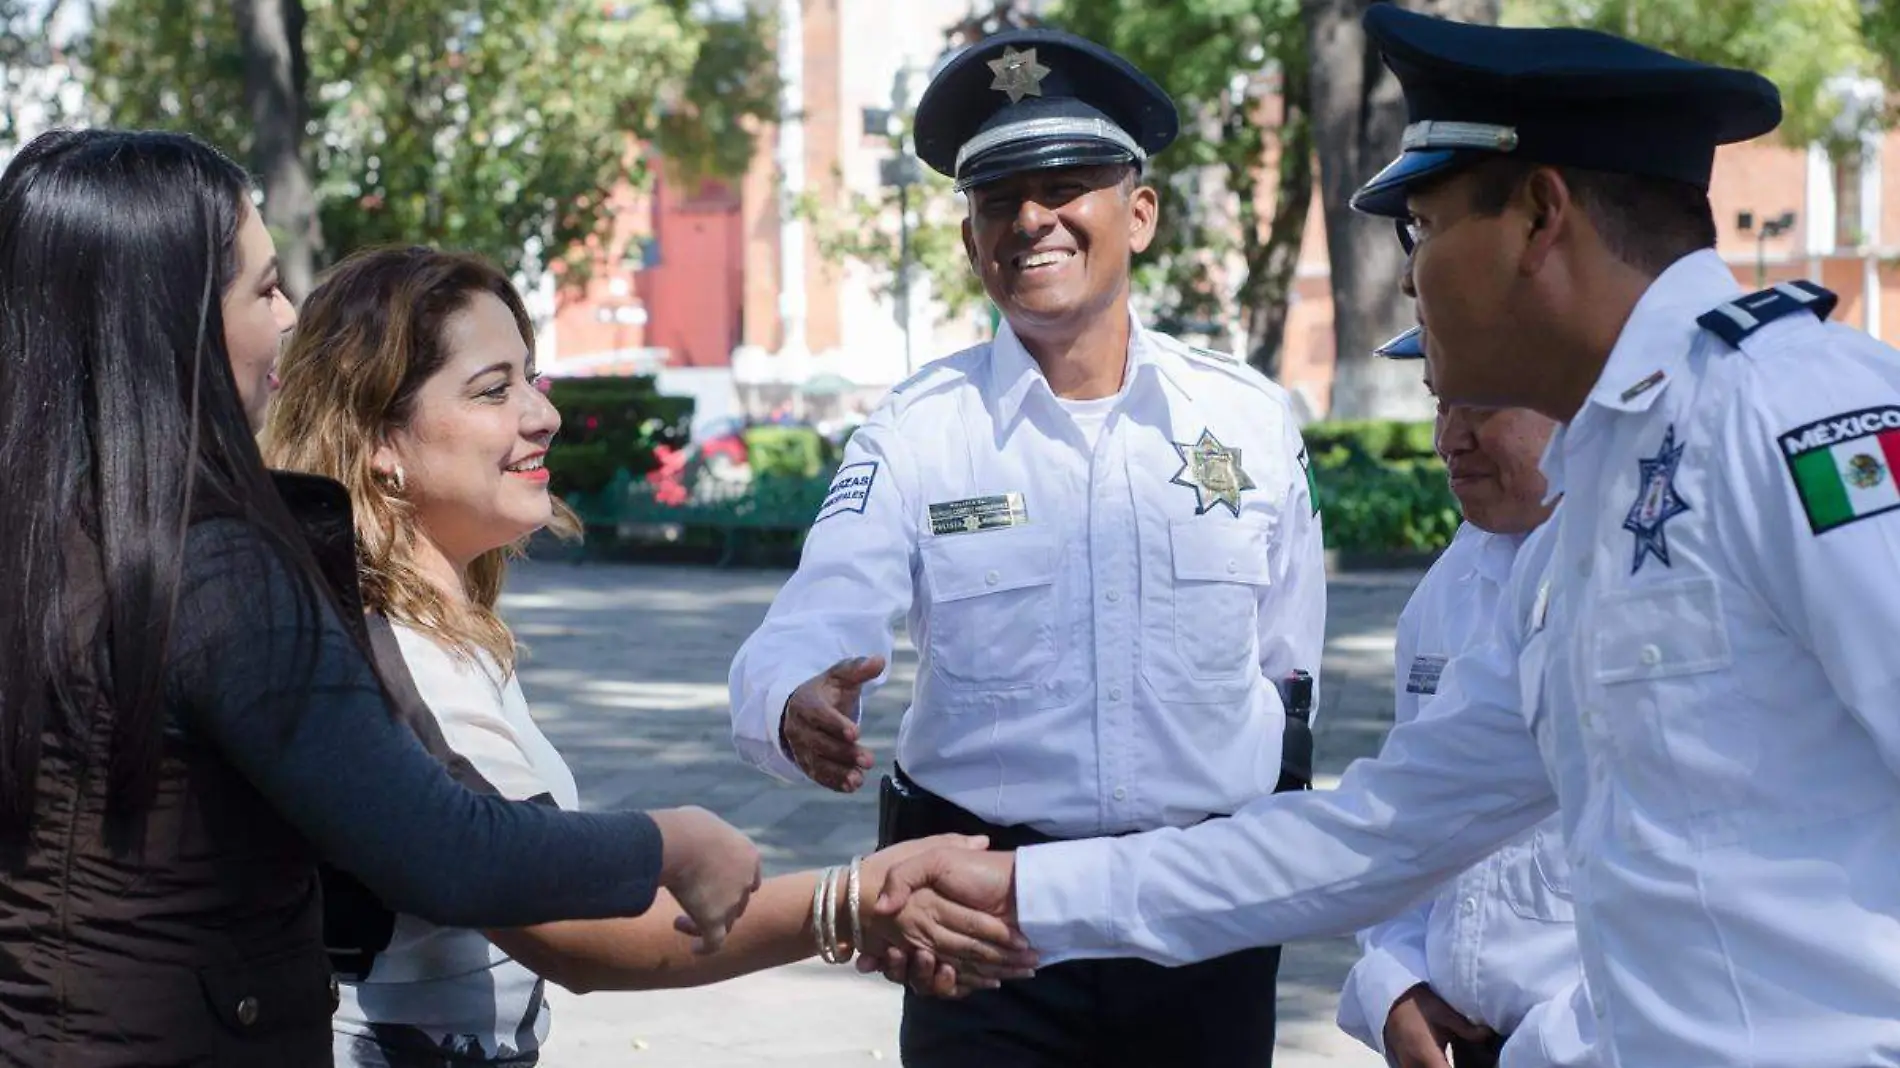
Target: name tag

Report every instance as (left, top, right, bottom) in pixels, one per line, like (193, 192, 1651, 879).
(1406, 654, 1448, 695)
(928, 493, 1028, 536)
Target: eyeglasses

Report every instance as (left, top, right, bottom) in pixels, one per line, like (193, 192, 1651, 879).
(1396, 218, 1422, 256)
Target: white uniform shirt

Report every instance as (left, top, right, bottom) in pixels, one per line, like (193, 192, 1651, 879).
(333, 625, 580, 1066)
(729, 316, 1326, 837)
(1015, 250, 1900, 1067)
(1336, 524, 1584, 1061)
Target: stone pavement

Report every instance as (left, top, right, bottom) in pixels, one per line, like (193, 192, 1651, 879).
(497, 559, 1425, 1067)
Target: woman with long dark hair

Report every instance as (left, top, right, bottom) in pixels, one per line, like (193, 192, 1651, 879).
(0, 129, 761, 1066)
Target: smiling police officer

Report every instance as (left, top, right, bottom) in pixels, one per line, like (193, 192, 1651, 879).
(727, 28, 1325, 1068)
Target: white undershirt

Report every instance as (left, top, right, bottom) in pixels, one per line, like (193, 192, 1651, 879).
(1055, 379, 1129, 451)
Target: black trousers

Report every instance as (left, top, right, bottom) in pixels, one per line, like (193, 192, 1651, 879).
(881, 767, 1288, 1068)
(900, 944, 1282, 1068)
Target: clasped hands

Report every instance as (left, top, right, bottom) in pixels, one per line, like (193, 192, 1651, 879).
(858, 841, 1034, 998)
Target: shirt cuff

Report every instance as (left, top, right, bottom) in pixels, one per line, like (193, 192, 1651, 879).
(1014, 836, 1122, 965)
(741, 677, 810, 784)
(1337, 946, 1430, 1056)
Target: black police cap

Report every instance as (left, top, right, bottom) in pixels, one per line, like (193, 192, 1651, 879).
(1350, 5, 1783, 217)
(914, 29, 1179, 192)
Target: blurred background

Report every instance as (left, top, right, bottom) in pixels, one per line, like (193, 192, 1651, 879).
(4, 0, 1894, 561)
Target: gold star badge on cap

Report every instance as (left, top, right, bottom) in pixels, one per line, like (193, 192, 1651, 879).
(988, 46, 1050, 104)
(1170, 429, 1256, 518)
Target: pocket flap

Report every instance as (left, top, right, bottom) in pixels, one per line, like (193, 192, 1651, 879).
(922, 524, 1057, 603)
(197, 947, 338, 1035)
(1592, 576, 1732, 684)
(1169, 517, 1274, 585)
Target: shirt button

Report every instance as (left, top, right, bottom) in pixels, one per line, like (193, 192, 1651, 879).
(1577, 557, 1593, 579)
(1225, 560, 1239, 575)
(1639, 643, 1662, 666)
(1461, 898, 1478, 915)
(1108, 686, 1124, 701)
(1113, 786, 1128, 801)
(985, 570, 1001, 586)
(1106, 590, 1121, 603)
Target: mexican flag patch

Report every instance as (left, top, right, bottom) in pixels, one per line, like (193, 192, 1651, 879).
(1779, 405, 1900, 534)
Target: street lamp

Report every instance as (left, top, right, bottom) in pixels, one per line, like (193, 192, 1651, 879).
(1736, 209, 1797, 288)
(866, 67, 924, 377)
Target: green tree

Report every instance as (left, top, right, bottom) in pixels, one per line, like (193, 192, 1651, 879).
(1047, 0, 1313, 380)
(86, 0, 778, 297)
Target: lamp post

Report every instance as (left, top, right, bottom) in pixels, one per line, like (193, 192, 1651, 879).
(1736, 209, 1797, 288)
(865, 67, 923, 378)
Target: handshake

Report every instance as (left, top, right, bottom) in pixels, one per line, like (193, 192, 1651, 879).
(652, 805, 1039, 996)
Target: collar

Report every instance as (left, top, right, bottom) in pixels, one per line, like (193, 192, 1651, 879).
(1584, 248, 1743, 416)
(986, 311, 1189, 431)
(1540, 249, 1743, 502)
(1471, 526, 1524, 587)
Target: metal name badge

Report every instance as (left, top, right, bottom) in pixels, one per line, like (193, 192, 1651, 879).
(928, 493, 1029, 536)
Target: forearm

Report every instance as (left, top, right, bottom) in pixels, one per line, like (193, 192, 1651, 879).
(488, 871, 828, 993)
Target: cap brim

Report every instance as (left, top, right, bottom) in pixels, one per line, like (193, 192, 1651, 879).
(956, 139, 1138, 192)
(1349, 149, 1473, 217)
(1374, 325, 1425, 359)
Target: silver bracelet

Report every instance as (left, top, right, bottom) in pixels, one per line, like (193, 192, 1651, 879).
(811, 867, 832, 962)
(847, 856, 865, 959)
(818, 866, 838, 963)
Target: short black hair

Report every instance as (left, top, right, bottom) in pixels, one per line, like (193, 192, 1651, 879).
(1463, 157, 1717, 276)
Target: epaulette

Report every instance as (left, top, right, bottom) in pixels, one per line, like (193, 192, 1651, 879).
(1696, 280, 1837, 347)
(1187, 345, 1238, 365)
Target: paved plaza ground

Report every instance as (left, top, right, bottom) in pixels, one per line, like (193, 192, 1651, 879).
(496, 558, 1423, 1067)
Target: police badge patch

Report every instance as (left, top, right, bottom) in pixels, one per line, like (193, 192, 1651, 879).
(814, 461, 878, 523)
(1622, 424, 1691, 574)
(1170, 429, 1256, 518)
(1406, 654, 1448, 695)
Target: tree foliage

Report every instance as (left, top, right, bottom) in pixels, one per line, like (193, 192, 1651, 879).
(1507, 0, 1889, 146)
(85, 0, 778, 280)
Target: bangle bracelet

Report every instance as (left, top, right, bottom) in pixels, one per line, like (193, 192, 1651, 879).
(819, 866, 841, 963)
(847, 856, 865, 958)
(810, 867, 831, 961)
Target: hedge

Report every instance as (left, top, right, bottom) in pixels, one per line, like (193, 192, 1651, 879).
(543, 376, 694, 496)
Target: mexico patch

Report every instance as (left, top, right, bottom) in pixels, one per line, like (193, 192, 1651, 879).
(1778, 406, 1900, 534)
(815, 461, 878, 523)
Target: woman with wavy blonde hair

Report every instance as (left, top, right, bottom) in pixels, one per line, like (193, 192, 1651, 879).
(263, 246, 1023, 1067)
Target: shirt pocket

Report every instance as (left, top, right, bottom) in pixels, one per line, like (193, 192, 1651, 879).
(920, 524, 1059, 689)
(1499, 824, 1575, 923)
(1163, 517, 1273, 682)
(1589, 575, 1743, 825)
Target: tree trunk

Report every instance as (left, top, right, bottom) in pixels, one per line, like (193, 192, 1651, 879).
(1302, 0, 1496, 420)
(1245, 37, 1314, 384)
(233, 0, 319, 301)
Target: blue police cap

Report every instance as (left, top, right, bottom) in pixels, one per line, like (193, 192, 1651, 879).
(914, 29, 1179, 192)
(1375, 324, 1424, 360)
(1349, 6, 1783, 218)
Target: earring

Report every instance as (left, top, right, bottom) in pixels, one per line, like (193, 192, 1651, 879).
(382, 465, 406, 494)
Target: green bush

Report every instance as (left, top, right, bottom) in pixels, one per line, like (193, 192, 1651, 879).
(1304, 420, 1460, 553)
(543, 376, 694, 494)
(743, 425, 831, 480)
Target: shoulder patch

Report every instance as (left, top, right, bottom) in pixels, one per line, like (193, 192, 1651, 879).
(1296, 443, 1320, 516)
(1698, 280, 1837, 347)
(1776, 405, 1900, 534)
(814, 461, 879, 523)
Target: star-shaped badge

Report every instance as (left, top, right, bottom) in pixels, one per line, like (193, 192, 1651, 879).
(1170, 429, 1256, 518)
(1622, 423, 1691, 574)
(987, 47, 1050, 104)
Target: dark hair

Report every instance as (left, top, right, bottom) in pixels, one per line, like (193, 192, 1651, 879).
(1464, 157, 1718, 276)
(0, 129, 330, 828)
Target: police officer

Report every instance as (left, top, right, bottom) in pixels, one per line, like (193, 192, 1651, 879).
(878, 10, 1900, 1066)
(1337, 327, 1582, 1068)
(727, 28, 1326, 1068)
